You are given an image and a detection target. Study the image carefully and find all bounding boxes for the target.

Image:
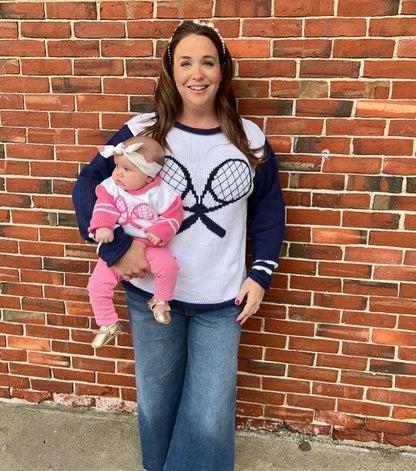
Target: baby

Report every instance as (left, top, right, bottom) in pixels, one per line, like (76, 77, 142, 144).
(87, 135, 183, 348)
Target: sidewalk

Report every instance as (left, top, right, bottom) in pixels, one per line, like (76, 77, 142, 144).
(1, 400, 415, 470)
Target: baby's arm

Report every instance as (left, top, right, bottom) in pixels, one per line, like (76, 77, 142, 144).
(146, 232, 162, 246)
(95, 227, 114, 243)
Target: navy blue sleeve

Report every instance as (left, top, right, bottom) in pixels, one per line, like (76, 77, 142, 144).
(247, 140, 286, 290)
(72, 124, 134, 266)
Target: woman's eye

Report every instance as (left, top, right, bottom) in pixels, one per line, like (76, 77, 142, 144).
(204, 61, 214, 67)
(180, 61, 191, 67)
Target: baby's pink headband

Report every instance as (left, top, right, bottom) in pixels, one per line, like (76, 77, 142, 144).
(97, 143, 162, 178)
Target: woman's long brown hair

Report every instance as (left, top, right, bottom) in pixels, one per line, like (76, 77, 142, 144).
(143, 20, 266, 168)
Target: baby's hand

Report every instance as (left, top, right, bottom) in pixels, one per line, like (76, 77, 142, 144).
(146, 232, 162, 246)
(95, 227, 114, 243)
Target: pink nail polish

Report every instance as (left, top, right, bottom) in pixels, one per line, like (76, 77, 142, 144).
(235, 299, 240, 305)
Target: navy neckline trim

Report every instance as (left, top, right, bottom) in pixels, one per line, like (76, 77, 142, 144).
(174, 121, 222, 135)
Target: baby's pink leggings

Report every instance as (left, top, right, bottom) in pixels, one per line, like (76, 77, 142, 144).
(87, 246, 179, 326)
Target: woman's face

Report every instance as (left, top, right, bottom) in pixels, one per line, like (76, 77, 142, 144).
(172, 34, 222, 117)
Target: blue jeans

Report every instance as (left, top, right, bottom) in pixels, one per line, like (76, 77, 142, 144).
(126, 291, 242, 471)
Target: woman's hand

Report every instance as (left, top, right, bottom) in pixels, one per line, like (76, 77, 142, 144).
(113, 240, 150, 281)
(235, 278, 265, 326)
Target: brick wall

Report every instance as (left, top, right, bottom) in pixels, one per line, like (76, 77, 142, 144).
(1, 0, 416, 449)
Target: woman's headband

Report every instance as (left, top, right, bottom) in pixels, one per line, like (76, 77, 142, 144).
(167, 20, 226, 63)
(97, 143, 162, 178)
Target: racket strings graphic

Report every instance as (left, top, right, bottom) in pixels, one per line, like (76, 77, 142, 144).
(114, 195, 155, 230)
(160, 157, 252, 238)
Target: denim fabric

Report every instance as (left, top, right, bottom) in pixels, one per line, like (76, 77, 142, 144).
(126, 291, 242, 471)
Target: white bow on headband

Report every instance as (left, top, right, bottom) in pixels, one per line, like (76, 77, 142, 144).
(97, 142, 162, 178)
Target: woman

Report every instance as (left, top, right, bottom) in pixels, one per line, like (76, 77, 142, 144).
(73, 19, 285, 471)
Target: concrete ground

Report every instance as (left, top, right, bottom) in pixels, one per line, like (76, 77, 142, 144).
(1, 399, 415, 470)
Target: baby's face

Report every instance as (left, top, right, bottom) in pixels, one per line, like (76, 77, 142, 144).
(112, 153, 153, 191)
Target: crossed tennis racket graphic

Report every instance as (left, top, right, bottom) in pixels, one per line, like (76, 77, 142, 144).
(160, 157, 252, 238)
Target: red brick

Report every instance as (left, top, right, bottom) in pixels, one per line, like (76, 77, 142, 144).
(0, 21, 18, 38)
(287, 393, 336, 411)
(0, 2, 44, 19)
(317, 324, 369, 342)
(338, 0, 400, 16)
(238, 387, 285, 407)
(373, 329, 416, 347)
(240, 331, 286, 350)
(315, 292, 367, 311)
(8, 336, 50, 352)
(383, 157, 416, 175)
(243, 18, 302, 38)
(77, 94, 128, 112)
(239, 59, 296, 78)
(215, 0, 271, 17)
(100, 1, 153, 19)
(301, 60, 360, 79)
(384, 434, 416, 447)
(74, 59, 124, 76)
(354, 137, 414, 156)
(102, 39, 152, 57)
(305, 18, 367, 37)
(324, 156, 382, 174)
(316, 353, 367, 371)
(344, 280, 398, 297)
(21, 21, 70, 38)
(398, 39, 416, 58)
(338, 398, 391, 417)
(319, 261, 371, 279)
(371, 297, 416, 316)
(287, 209, 340, 226)
(0, 40, 45, 57)
(285, 421, 331, 436)
(367, 417, 416, 435)
(275, 0, 334, 16)
(75, 21, 125, 39)
(401, 282, 416, 299)
(365, 60, 416, 79)
(342, 311, 396, 329)
(0, 93, 23, 110)
(289, 306, 341, 324)
(326, 117, 386, 135)
(46, 2, 97, 19)
(389, 119, 416, 136)
(313, 227, 367, 245)
(0, 76, 49, 93)
(289, 243, 343, 261)
(2, 110, 49, 127)
(334, 428, 382, 444)
(21, 58, 72, 75)
(96, 372, 136, 388)
(405, 214, 416, 230)
(392, 406, 416, 421)
(267, 117, 324, 135)
(370, 17, 416, 37)
(12, 389, 53, 404)
(290, 275, 341, 293)
(334, 39, 395, 58)
(75, 382, 119, 397)
(402, 0, 416, 14)
(273, 39, 331, 58)
(346, 246, 403, 265)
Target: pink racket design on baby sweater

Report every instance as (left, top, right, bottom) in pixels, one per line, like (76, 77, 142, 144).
(114, 195, 155, 230)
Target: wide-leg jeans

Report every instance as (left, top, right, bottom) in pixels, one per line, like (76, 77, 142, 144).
(126, 291, 242, 471)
